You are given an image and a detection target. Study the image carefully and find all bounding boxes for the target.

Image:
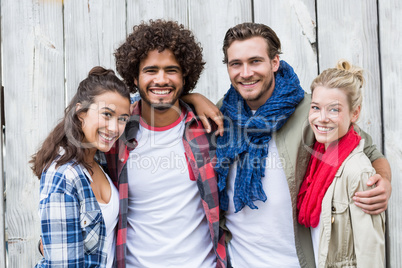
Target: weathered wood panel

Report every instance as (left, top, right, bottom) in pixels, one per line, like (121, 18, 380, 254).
(0, 68, 5, 268)
(126, 0, 188, 33)
(0, 6, 5, 266)
(188, 0, 253, 103)
(64, 0, 126, 101)
(316, 0, 382, 150)
(379, 1, 402, 267)
(0, 1, 401, 267)
(2, 0, 64, 267)
(253, 0, 318, 92)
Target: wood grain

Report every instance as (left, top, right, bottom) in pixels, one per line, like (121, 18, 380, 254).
(379, 1, 402, 266)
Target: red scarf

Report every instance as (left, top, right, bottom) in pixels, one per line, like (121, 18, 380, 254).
(297, 125, 361, 228)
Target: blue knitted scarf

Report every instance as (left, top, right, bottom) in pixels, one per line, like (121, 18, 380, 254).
(216, 60, 305, 212)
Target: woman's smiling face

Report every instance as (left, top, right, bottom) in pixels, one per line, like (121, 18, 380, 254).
(309, 86, 360, 149)
(79, 91, 130, 153)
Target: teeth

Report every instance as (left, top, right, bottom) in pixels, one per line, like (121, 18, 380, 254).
(151, 90, 170, 95)
(99, 132, 115, 141)
(242, 81, 258, 85)
(317, 126, 333, 132)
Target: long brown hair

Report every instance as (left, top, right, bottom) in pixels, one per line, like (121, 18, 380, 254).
(30, 66, 130, 178)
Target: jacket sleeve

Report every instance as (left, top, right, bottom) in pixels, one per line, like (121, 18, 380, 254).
(358, 128, 385, 162)
(38, 181, 84, 266)
(348, 169, 386, 268)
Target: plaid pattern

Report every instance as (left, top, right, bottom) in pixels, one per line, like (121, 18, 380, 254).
(35, 160, 107, 268)
(102, 100, 227, 268)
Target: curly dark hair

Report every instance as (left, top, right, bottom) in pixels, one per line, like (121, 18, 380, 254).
(115, 19, 205, 94)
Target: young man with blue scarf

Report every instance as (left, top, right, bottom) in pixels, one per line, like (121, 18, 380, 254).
(199, 22, 391, 267)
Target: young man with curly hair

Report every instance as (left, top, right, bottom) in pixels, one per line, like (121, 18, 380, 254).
(103, 20, 226, 268)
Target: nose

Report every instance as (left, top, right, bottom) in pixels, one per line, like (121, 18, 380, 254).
(154, 70, 169, 85)
(319, 109, 329, 122)
(241, 64, 253, 79)
(107, 118, 119, 134)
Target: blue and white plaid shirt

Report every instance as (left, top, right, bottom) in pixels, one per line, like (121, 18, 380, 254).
(35, 158, 107, 268)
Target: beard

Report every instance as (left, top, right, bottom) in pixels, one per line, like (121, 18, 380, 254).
(138, 85, 184, 111)
(243, 75, 274, 102)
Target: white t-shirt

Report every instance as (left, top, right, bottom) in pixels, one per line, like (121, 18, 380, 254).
(125, 113, 215, 268)
(225, 139, 300, 267)
(98, 172, 119, 268)
(311, 221, 321, 267)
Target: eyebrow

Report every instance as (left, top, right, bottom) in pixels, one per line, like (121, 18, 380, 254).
(142, 65, 181, 71)
(101, 107, 130, 117)
(228, 56, 265, 65)
(311, 102, 343, 107)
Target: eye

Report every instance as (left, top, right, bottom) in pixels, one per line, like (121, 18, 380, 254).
(311, 105, 319, 111)
(329, 108, 339, 113)
(102, 112, 112, 118)
(229, 62, 240, 67)
(251, 59, 261, 64)
(166, 69, 178, 74)
(118, 116, 129, 123)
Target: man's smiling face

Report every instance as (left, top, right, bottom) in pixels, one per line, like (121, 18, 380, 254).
(226, 36, 279, 110)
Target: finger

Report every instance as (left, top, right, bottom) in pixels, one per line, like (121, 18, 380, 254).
(354, 200, 386, 212)
(199, 115, 211, 133)
(361, 207, 386, 215)
(353, 195, 387, 206)
(40, 238, 44, 256)
(354, 186, 384, 198)
(367, 174, 381, 186)
(213, 114, 224, 136)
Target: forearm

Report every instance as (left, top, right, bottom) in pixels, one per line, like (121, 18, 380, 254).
(180, 92, 201, 105)
(372, 157, 392, 182)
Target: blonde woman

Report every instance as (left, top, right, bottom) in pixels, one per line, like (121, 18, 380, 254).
(297, 60, 385, 267)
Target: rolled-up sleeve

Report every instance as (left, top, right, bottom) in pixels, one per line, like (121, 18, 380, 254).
(38, 191, 84, 267)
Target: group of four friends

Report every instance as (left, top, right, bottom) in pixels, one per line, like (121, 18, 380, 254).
(32, 19, 391, 267)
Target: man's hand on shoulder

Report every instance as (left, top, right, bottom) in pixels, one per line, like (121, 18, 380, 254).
(353, 173, 392, 215)
(181, 93, 224, 136)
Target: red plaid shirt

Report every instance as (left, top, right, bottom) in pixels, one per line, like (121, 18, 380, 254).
(103, 101, 227, 268)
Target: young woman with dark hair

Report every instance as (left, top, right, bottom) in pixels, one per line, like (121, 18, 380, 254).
(32, 66, 130, 268)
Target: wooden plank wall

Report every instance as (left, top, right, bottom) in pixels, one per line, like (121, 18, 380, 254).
(0, 0, 400, 267)
(379, 1, 402, 267)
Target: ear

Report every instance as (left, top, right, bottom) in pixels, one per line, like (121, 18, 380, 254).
(351, 105, 361, 123)
(271, 55, 280, 72)
(75, 103, 84, 123)
(75, 103, 82, 112)
(134, 78, 138, 88)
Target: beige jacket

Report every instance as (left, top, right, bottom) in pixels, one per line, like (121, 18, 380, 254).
(218, 93, 384, 268)
(317, 140, 385, 268)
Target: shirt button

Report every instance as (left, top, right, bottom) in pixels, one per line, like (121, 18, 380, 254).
(84, 220, 87, 225)
(331, 216, 335, 224)
(332, 206, 336, 212)
(120, 158, 125, 162)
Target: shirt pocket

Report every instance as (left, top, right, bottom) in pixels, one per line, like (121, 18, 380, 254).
(80, 209, 102, 254)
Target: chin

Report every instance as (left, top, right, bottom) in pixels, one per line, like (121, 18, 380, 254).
(151, 103, 172, 111)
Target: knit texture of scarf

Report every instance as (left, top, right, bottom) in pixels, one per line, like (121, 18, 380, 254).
(297, 126, 361, 228)
(216, 60, 305, 212)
